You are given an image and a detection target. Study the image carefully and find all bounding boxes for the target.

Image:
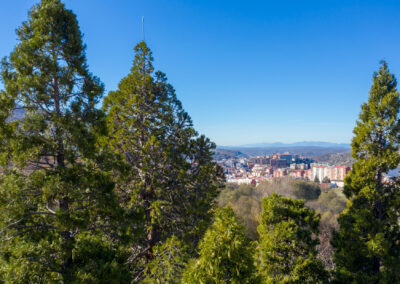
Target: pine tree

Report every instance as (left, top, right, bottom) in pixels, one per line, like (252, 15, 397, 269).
(142, 236, 188, 284)
(182, 207, 257, 284)
(257, 194, 328, 283)
(102, 41, 224, 280)
(332, 61, 400, 283)
(0, 0, 127, 282)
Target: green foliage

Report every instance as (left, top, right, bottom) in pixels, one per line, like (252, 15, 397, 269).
(257, 194, 328, 283)
(257, 178, 295, 198)
(306, 188, 346, 270)
(292, 180, 321, 200)
(70, 233, 130, 283)
(0, 0, 127, 282)
(7, 2, 400, 283)
(142, 236, 188, 284)
(183, 207, 257, 284)
(217, 180, 329, 241)
(314, 188, 347, 215)
(332, 61, 400, 283)
(218, 184, 262, 240)
(102, 40, 224, 279)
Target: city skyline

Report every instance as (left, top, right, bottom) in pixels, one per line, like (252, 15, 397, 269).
(1, 1, 400, 145)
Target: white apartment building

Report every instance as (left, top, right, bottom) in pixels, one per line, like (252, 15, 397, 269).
(311, 165, 328, 181)
(312, 165, 350, 182)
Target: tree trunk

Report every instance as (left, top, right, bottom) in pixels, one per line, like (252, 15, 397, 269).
(372, 255, 380, 274)
(54, 74, 73, 281)
(224, 261, 230, 284)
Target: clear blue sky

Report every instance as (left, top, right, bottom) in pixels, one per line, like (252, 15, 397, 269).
(1, 0, 400, 146)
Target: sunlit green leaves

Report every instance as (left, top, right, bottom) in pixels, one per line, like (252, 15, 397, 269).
(183, 207, 257, 284)
(333, 61, 400, 283)
(257, 194, 328, 283)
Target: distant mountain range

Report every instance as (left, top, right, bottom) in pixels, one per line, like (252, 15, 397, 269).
(215, 142, 351, 159)
(223, 141, 350, 149)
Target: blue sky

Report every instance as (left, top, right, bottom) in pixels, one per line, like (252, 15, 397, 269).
(1, 0, 400, 146)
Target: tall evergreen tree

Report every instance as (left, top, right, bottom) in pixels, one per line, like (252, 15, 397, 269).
(0, 0, 127, 282)
(257, 194, 328, 283)
(182, 207, 257, 284)
(332, 61, 400, 283)
(142, 235, 188, 284)
(102, 41, 224, 280)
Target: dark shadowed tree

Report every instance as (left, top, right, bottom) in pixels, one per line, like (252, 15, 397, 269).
(292, 180, 321, 200)
(0, 0, 128, 282)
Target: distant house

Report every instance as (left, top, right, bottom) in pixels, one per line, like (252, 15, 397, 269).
(331, 180, 345, 187)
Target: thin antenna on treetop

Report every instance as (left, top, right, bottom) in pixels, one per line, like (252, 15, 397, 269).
(142, 16, 145, 42)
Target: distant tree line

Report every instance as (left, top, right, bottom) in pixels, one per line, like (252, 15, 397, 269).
(0, 1, 400, 283)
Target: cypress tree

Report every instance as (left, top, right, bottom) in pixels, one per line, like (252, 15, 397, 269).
(332, 61, 400, 283)
(257, 194, 328, 283)
(182, 207, 257, 284)
(102, 41, 224, 280)
(0, 0, 127, 282)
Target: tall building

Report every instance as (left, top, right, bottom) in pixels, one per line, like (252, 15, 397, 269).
(290, 170, 304, 178)
(273, 168, 287, 178)
(271, 159, 287, 168)
(252, 157, 271, 165)
(304, 169, 312, 180)
(329, 166, 350, 181)
(279, 153, 293, 163)
(311, 165, 327, 182)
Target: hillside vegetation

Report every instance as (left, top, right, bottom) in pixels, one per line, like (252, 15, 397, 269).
(218, 180, 347, 269)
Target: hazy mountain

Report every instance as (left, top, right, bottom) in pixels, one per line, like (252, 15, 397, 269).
(235, 141, 350, 148)
(212, 149, 249, 161)
(314, 152, 354, 167)
(217, 145, 350, 158)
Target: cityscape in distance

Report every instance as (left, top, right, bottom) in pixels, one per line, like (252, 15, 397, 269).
(214, 141, 398, 187)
